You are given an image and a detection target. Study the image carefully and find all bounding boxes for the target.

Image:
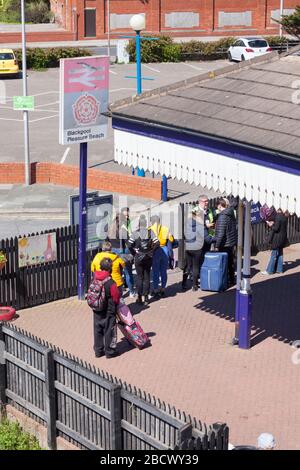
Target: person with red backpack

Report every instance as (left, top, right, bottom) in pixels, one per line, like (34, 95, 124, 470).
(87, 258, 120, 358)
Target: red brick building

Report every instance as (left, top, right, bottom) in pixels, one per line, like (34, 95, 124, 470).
(50, 0, 298, 40)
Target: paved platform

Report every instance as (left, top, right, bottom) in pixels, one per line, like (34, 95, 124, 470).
(8, 243, 300, 449)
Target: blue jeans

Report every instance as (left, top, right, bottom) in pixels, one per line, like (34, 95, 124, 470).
(152, 247, 169, 290)
(267, 248, 283, 274)
(112, 248, 134, 293)
(124, 263, 134, 293)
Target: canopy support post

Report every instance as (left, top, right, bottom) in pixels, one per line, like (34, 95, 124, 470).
(232, 199, 244, 345)
(239, 200, 252, 349)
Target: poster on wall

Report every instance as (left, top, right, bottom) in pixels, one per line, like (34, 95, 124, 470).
(18, 233, 57, 268)
(59, 55, 109, 145)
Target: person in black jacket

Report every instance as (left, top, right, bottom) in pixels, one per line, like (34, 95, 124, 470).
(261, 209, 288, 275)
(127, 215, 160, 305)
(215, 198, 237, 285)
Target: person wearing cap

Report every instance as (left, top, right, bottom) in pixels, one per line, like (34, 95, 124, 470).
(257, 433, 276, 450)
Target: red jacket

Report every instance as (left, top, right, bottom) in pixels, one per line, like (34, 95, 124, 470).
(94, 270, 120, 305)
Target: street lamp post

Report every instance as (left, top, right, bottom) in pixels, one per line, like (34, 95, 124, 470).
(21, 0, 30, 185)
(232, 199, 244, 346)
(129, 15, 145, 177)
(107, 0, 111, 60)
(72, 7, 78, 41)
(279, 0, 284, 38)
(129, 14, 168, 200)
(78, 142, 88, 300)
(239, 200, 252, 349)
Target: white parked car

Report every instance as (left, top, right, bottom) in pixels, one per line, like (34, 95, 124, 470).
(228, 37, 272, 62)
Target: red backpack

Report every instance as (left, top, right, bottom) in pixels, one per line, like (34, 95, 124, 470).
(87, 277, 110, 311)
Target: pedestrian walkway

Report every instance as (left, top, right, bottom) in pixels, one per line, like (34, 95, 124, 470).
(8, 243, 300, 449)
(1, 34, 234, 50)
(0, 23, 64, 32)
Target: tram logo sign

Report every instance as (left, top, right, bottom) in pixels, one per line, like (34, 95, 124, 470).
(59, 56, 109, 145)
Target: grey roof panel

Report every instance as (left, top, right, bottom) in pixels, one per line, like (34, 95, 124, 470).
(270, 102, 300, 120)
(233, 69, 297, 87)
(199, 80, 293, 102)
(113, 55, 300, 158)
(283, 138, 300, 155)
(254, 58, 300, 76)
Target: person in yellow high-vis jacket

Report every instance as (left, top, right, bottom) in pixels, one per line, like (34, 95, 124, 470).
(149, 215, 174, 298)
(91, 240, 126, 294)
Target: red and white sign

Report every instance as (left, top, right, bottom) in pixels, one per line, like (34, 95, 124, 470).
(59, 56, 109, 145)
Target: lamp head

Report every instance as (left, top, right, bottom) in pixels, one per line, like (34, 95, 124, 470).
(129, 14, 145, 32)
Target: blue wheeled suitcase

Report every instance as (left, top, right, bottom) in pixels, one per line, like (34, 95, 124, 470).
(200, 252, 228, 292)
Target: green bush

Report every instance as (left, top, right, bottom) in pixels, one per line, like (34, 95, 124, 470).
(14, 47, 92, 70)
(266, 35, 288, 46)
(181, 37, 236, 60)
(25, 0, 54, 24)
(127, 35, 173, 63)
(0, 0, 53, 23)
(161, 44, 182, 62)
(0, 419, 41, 450)
(0, 0, 21, 22)
(126, 34, 296, 63)
(127, 35, 237, 62)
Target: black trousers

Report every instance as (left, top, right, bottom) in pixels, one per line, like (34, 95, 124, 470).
(93, 311, 116, 357)
(135, 256, 152, 296)
(223, 246, 235, 284)
(183, 249, 203, 288)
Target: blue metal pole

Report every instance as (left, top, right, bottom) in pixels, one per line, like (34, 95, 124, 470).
(239, 200, 252, 349)
(162, 174, 168, 201)
(78, 142, 88, 300)
(136, 30, 145, 177)
(232, 199, 243, 345)
(136, 30, 142, 95)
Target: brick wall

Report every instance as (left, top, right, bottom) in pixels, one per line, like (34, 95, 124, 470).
(73, 0, 297, 40)
(1, 0, 297, 44)
(6, 405, 79, 450)
(0, 162, 162, 201)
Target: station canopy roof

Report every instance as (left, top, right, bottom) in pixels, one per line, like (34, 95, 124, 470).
(110, 51, 300, 215)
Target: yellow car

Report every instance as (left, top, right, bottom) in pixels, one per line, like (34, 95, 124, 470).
(0, 49, 19, 77)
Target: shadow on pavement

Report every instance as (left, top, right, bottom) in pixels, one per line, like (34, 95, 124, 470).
(194, 269, 300, 348)
(117, 332, 155, 355)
